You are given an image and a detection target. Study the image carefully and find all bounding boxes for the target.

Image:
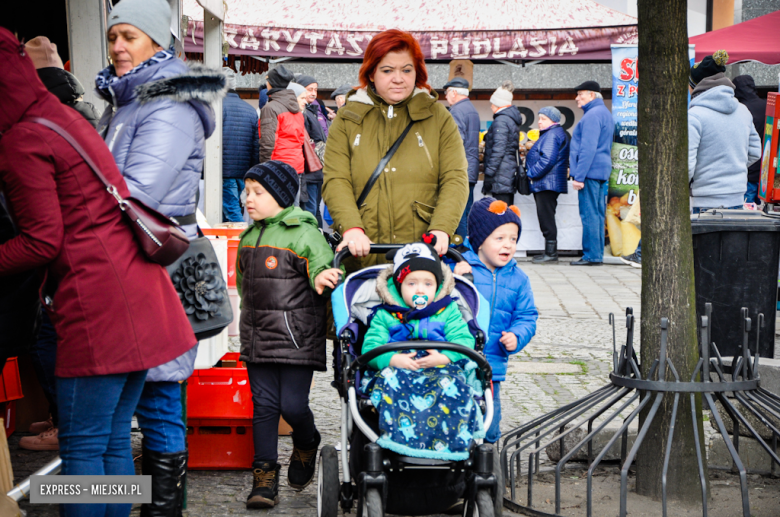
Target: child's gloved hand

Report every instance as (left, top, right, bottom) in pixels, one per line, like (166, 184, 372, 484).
(390, 352, 420, 371)
(314, 268, 343, 294)
(453, 262, 472, 276)
(415, 350, 451, 368)
(500, 331, 518, 352)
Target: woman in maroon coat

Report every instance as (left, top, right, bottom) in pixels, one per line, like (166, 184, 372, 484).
(0, 29, 195, 517)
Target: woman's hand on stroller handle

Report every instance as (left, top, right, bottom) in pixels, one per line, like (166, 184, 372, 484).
(428, 230, 449, 256)
(335, 228, 373, 258)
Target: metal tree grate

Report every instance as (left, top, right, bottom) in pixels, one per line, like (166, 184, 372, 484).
(500, 304, 780, 517)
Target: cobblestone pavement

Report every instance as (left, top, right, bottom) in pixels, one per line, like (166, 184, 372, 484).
(13, 259, 643, 516)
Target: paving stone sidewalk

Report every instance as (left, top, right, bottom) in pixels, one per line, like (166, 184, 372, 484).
(13, 259, 642, 516)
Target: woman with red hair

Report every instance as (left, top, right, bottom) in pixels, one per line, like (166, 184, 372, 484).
(323, 29, 468, 269)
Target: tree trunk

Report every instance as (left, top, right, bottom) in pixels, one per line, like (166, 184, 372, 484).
(634, 0, 708, 503)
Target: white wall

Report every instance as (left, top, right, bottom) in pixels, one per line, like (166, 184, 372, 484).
(467, 99, 611, 133)
(594, 0, 708, 37)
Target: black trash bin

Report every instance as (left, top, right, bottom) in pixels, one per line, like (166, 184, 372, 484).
(691, 209, 780, 358)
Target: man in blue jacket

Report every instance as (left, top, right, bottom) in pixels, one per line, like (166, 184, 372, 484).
(222, 72, 260, 222)
(569, 81, 613, 265)
(445, 77, 481, 239)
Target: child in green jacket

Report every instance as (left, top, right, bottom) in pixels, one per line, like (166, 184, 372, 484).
(236, 161, 341, 509)
(359, 240, 484, 460)
(362, 240, 475, 370)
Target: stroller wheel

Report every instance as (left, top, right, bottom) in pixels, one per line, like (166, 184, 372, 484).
(360, 488, 383, 517)
(491, 444, 504, 516)
(473, 489, 494, 517)
(317, 446, 340, 517)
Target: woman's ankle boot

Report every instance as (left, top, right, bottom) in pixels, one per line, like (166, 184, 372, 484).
(533, 240, 558, 263)
(140, 445, 188, 517)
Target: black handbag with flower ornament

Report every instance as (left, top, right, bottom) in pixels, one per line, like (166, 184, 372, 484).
(166, 228, 233, 340)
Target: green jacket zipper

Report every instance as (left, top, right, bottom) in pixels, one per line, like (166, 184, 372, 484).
(416, 132, 434, 169)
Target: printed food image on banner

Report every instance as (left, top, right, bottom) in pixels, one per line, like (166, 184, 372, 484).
(759, 92, 780, 203)
(608, 44, 639, 257)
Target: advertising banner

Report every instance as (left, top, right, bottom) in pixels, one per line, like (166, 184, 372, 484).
(606, 45, 696, 257)
(758, 93, 779, 202)
(183, 23, 638, 61)
(608, 45, 640, 257)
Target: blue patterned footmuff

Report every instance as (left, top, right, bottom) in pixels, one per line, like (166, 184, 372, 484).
(359, 358, 486, 461)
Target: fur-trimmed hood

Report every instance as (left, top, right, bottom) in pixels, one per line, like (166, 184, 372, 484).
(347, 86, 434, 106)
(375, 263, 456, 306)
(135, 64, 227, 106)
(340, 85, 439, 124)
(98, 58, 226, 139)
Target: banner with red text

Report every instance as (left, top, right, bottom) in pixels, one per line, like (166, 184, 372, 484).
(182, 23, 638, 61)
(607, 44, 640, 257)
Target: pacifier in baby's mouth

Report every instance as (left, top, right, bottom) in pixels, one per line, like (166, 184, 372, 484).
(412, 294, 429, 308)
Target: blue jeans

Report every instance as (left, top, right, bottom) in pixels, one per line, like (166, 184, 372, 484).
(691, 205, 742, 214)
(57, 370, 147, 517)
(222, 179, 245, 223)
(134, 381, 187, 453)
(304, 179, 323, 228)
(456, 183, 476, 239)
(31, 310, 58, 426)
(485, 382, 502, 444)
(634, 240, 641, 261)
(578, 179, 608, 263)
(745, 182, 759, 204)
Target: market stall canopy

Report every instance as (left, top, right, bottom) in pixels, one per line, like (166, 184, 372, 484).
(689, 10, 780, 65)
(182, 0, 637, 61)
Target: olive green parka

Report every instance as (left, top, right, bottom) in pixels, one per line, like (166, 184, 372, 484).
(322, 87, 468, 269)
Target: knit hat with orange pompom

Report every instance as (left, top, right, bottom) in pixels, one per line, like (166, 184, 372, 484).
(467, 197, 522, 251)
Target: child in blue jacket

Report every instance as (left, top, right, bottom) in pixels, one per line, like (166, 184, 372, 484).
(454, 197, 538, 443)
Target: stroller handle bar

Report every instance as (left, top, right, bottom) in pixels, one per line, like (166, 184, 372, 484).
(349, 340, 492, 383)
(333, 244, 466, 270)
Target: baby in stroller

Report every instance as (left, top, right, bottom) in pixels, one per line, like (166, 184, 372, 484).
(359, 238, 486, 460)
(320, 238, 501, 517)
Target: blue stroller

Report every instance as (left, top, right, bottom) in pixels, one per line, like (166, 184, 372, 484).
(317, 245, 503, 517)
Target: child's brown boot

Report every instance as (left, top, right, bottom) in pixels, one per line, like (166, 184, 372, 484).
(288, 430, 320, 489)
(246, 461, 280, 509)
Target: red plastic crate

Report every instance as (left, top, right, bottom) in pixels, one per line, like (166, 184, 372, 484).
(187, 417, 254, 470)
(186, 353, 294, 469)
(187, 353, 253, 469)
(187, 353, 252, 420)
(200, 229, 242, 288)
(0, 358, 23, 403)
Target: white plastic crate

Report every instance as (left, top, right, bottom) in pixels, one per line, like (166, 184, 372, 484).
(228, 287, 240, 336)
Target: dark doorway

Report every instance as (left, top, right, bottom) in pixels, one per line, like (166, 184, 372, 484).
(3, 1, 71, 64)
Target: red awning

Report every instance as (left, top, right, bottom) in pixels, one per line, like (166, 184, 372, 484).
(182, 0, 637, 61)
(689, 10, 780, 65)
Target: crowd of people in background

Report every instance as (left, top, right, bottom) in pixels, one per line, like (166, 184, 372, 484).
(220, 61, 604, 268)
(217, 45, 763, 276)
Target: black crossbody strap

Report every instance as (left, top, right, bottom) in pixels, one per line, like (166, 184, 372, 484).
(356, 120, 415, 208)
